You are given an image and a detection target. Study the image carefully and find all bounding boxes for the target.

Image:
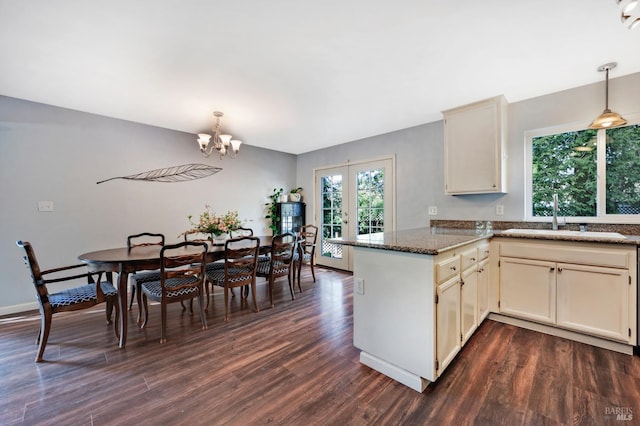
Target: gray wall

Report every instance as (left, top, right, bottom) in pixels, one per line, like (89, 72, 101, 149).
(297, 72, 640, 229)
(0, 96, 297, 314)
(3, 72, 639, 313)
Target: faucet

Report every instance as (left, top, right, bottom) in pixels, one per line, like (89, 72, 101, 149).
(552, 193, 558, 230)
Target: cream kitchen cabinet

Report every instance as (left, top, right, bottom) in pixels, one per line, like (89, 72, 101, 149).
(556, 263, 630, 342)
(496, 238, 637, 345)
(460, 247, 478, 344)
(477, 259, 490, 322)
(436, 275, 462, 374)
(442, 95, 508, 195)
(499, 257, 556, 325)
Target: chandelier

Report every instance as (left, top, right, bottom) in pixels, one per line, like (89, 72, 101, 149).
(588, 62, 627, 130)
(196, 111, 242, 159)
(617, 0, 640, 29)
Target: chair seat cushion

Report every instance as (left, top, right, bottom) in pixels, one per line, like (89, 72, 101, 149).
(256, 260, 289, 275)
(141, 277, 200, 300)
(130, 270, 162, 285)
(206, 268, 253, 285)
(49, 282, 117, 308)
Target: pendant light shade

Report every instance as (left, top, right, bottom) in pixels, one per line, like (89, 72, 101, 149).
(589, 62, 627, 129)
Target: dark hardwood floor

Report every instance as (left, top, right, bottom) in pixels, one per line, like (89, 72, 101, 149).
(2, 267, 640, 425)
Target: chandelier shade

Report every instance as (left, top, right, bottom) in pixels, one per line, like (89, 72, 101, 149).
(197, 111, 242, 159)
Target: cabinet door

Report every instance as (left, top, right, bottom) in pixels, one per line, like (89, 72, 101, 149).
(276, 202, 305, 234)
(461, 265, 478, 345)
(443, 95, 506, 195)
(556, 263, 630, 342)
(436, 275, 461, 376)
(477, 258, 490, 322)
(500, 257, 556, 324)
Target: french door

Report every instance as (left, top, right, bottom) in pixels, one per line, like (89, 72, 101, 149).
(314, 157, 395, 271)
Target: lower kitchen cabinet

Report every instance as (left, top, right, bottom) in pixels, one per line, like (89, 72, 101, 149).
(436, 275, 462, 374)
(477, 258, 490, 321)
(460, 264, 478, 344)
(495, 238, 637, 345)
(556, 263, 630, 342)
(499, 257, 556, 325)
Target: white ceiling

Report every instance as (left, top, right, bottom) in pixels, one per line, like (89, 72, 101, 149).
(2, 1, 640, 154)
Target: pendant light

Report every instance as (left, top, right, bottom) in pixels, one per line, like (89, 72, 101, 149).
(589, 62, 627, 129)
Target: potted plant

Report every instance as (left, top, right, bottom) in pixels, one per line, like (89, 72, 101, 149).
(289, 187, 303, 202)
(265, 188, 283, 235)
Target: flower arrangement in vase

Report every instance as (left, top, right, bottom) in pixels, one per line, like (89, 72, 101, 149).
(185, 206, 240, 242)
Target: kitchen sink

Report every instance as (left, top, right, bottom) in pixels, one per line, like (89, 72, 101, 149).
(501, 229, 627, 240)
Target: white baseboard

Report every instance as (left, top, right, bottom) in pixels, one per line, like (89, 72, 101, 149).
(359, 351, 430, 393)
(0, 301, 38, 317)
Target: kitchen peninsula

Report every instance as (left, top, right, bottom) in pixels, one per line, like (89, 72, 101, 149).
(335, 226, 639, 393)
(335, 228, 492, 392)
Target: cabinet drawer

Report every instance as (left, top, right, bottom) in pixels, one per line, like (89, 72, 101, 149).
(436, 256, 460, 284)
(460, 248, 477, 271)
(478, 242, 491, 261)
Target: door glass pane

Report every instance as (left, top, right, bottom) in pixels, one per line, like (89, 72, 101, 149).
(356, 168, 385, 235)
(606, 124, 640, 214)
(320, 175, 343, 259)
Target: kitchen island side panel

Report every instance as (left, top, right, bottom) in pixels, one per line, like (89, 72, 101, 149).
(353, 246, 436, 381)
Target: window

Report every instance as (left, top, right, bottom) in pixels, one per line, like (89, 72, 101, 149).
(526, 116, 640, 222)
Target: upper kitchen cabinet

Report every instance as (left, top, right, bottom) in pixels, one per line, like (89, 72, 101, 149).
(442, 95, 508, 195)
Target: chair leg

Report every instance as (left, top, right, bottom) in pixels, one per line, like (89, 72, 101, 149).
(160, 301, 167, 344)
(128, 283, 135, 311)
(104, 299, 113, 324)
(204, 280, 211, 312)
(135, 283, 144, 323)
(310, 260, 316, 283)
(112, 298, 120, 339)
(141, 294, 150, 329)
(269, 277, 274, 308)
(223, 286, 230, 322)
(36, 305, 52, 362)
(251, 280, 260, 313)
(288, 272, 296, 300)
(198, 292, 208, 331)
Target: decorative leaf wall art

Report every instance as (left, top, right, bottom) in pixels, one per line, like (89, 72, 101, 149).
(96, 163, 222, 184)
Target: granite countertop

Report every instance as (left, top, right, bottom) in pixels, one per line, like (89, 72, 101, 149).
(330, 228, 491, 255)
(331, 226, 640, 255)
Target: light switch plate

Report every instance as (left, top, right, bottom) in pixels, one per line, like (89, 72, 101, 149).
(38, 201, 54, 212)
(355, 277, 365, 294)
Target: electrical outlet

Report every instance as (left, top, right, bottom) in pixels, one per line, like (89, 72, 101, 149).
(38, 201, 54, 212)
(355, 277, 365, 295)
(428, 206, 438, 216)
(496, 205, 504, 215)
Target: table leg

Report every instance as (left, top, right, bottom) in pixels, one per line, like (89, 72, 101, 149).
(118, 264, 129, 348)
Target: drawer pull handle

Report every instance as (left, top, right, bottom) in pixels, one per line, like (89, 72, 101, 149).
(450, 266, 457, 271)
(470, 257, 476, 261)
(550, 267, 555, 272)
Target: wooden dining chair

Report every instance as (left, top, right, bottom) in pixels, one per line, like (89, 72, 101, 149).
(16, 240, 119, 362)
(140, 241, 208, 343)
(256, 232, 297, 308)
(205, 236, 260, 321)
(294, 224, 318, 287)
(127, 232, 165, 322)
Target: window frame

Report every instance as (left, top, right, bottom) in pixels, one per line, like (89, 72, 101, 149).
(524, 113, 640, 224)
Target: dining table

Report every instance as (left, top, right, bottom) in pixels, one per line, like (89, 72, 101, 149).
(78, 236, 273, 348)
